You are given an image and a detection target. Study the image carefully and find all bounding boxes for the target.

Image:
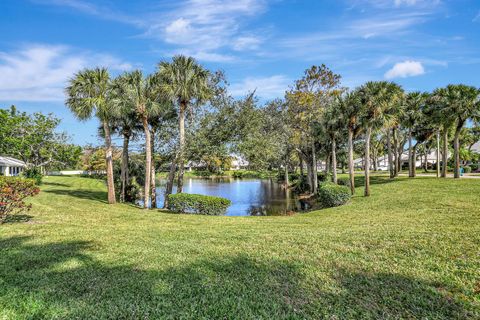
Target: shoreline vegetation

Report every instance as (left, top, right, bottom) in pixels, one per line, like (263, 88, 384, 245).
(156, 169, 279, 179)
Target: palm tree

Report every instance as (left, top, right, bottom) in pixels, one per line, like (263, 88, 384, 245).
(442, 85, 480, 178)
(429, 88, 454, 178)
(402, 92, 426, 177)
(66, 68, 116, 204)
(112, 71, 164, 209)
(109, 75, 142, 203)
(337, 91, 363, 194)
(157, 55, 212, 194)
(381, 84, 404, 179)
(324, 99, 346, 184)
(358, 81, 393, 196)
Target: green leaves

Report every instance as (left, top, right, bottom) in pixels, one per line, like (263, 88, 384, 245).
(167, 193, 231, 215)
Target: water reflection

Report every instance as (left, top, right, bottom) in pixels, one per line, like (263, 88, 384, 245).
(156, 178, 309, 216)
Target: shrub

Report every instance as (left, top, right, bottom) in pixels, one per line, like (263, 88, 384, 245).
(23, 167, 43, 185)
(470, 163, 479, 172)
(167, 193, 231, 215)
(0, 177, 40, 223)
(463, 166, 472, 173)
(337, 178, 351, 187)
(317, 172, 331, 182)
(317, 182, 351, 208)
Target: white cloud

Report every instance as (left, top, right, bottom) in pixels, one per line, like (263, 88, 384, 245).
(232, 36, 262, 51)
(0, 44, 133, 101)
(157, 0, 266, 56)
(230, 75, 290, 99)
(384, 60, 425, 79)
(37, 0, 267, 62)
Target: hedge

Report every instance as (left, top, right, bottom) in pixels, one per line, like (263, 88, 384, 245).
(317, 182, 351, 208)
(167, 193, 231, 215)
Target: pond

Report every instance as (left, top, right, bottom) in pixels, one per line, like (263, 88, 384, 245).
(155, 178, 309, 216)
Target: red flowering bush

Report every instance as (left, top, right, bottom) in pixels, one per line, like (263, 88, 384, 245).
(0, 177, 40, 223)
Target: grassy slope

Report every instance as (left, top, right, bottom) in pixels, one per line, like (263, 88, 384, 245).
(0, 175, 479, 319)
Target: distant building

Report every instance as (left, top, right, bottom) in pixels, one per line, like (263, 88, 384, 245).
(354, 150, 447, 171)
(230, 155, 249, 170)
(0, 156, 27, 176)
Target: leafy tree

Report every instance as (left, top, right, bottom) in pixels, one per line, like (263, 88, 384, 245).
(0, 106, 81, 171)
(286, 65, 342, 193)
(65, 68, 117, 204)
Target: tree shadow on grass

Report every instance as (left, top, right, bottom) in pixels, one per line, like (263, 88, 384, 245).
(42, 189, 108, 203)
(1, 214, 33, 224)
(42, 182, 71, 187)
(0, 236, 475, 319)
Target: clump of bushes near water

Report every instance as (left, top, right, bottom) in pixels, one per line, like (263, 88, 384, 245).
(167, 193, 231, 215)
(317, 182, 351, 208)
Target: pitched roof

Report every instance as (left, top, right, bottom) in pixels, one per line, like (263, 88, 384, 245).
(0, 156, 26, 167)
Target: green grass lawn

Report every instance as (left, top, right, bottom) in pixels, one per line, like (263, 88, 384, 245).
(1, 175, 479, 319)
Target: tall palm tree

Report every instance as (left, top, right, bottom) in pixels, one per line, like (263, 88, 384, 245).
(157, 55, 212, 194)
(437, 85, 479, 178)
(112, 71, 164, 209)
(324, 99, 346, 184)
(337, 91, 363, 194)
(402, 92, 426, 178)
(358, 81, 393, 196)
(66, 68, 116, 204)
(109, 75, 142, 203)
(429, 88, 454, 178)
(380, 83, 404, 179)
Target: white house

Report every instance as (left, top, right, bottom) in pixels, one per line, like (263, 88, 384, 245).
(230, 155, 249, 170)
(354, 150, 446, 171)
(0, 156, 27, 176)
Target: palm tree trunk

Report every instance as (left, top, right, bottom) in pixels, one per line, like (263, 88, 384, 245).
(454, 126, 461, 178)
(284, 160, 289, 187)
(311, 139, 318, 194)
(393, 128, 399, 177)
(299, 155, 304, 178)
(142, 115, 151, 209)
(177, 102, 186, 193)
(364, 127, 371, 197)
(407, 128, 412, 177)
(120, 130, 130, 203)
(387, 129, 394, 178)
(103, 121, 116, 204)
(332, 136, 337, 184)
(150, 128, 157, 209)
(442, 129, 448, 178)
(163, 155, 177, 209)
(348, 128, 355, 195)
(412, 144, 417, 178)
(436, 131, 440, 178)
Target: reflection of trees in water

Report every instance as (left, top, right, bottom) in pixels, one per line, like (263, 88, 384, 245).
(247, 180, 310, 216)
(157, 177, 310, 216)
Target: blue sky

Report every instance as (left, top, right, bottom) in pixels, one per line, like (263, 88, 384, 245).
(1, 0, 479, 145)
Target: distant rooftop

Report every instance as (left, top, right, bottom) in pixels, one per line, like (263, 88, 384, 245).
(0, 156, 26, 167)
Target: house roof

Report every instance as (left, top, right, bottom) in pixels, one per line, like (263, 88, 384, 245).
(0, 156, 26, 167)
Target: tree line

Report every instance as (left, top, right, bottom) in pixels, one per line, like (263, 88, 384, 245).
(65, 57, 480, 208)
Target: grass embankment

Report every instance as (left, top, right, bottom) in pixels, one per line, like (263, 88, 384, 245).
(0, 175, 479, 319)
(158, 169, 277, 179)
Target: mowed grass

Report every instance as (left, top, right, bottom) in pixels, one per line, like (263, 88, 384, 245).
(1, 175, 479, 319)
